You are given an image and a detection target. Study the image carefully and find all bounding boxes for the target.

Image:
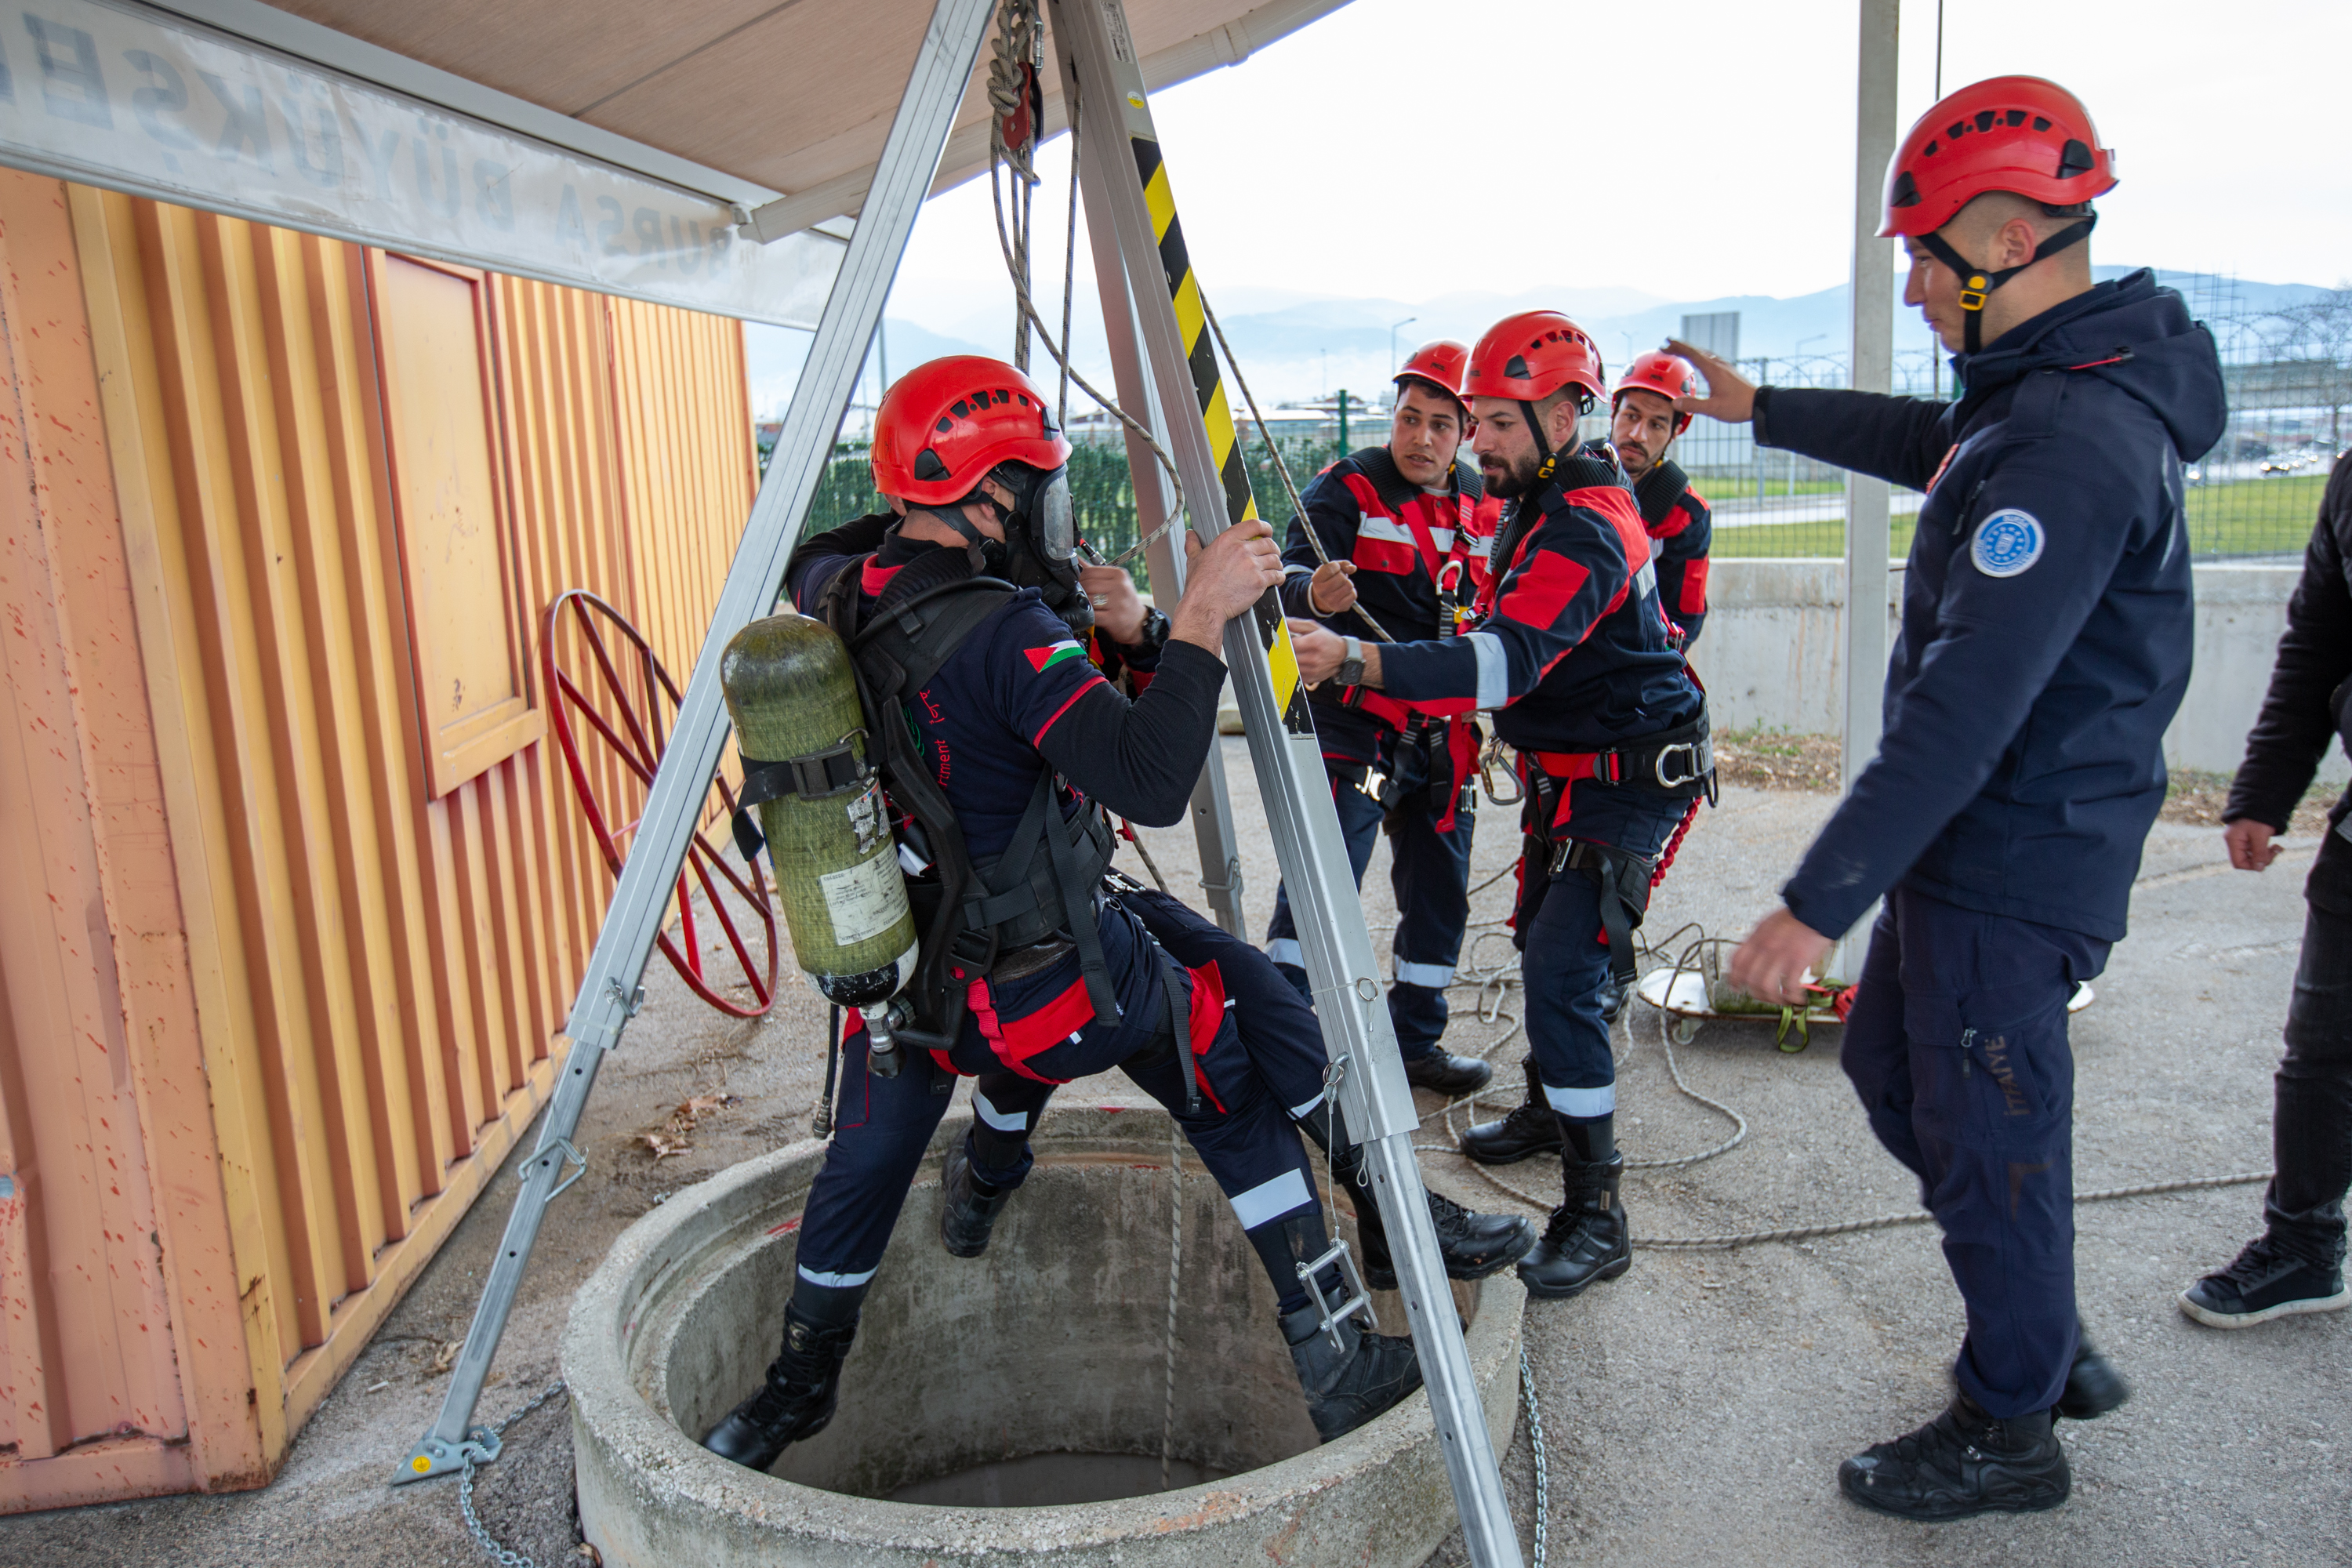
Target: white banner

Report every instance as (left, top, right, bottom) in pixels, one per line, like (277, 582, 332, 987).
(0, 0, 840, 325)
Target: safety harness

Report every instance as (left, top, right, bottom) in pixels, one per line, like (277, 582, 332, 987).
(1484, 448, 1719, 989)
(1918, 212, 2097, 354)
(1326, 449, 1489, 833)
(804, 543, 1120, 1055)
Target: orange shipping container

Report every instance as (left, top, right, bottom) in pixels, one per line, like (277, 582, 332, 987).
(0, 169, 756, 1510)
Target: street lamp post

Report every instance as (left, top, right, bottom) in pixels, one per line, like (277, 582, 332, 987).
(1390, 315, 1417, 379)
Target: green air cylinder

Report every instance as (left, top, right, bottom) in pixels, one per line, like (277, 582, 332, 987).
(722, 612, 916, 1022)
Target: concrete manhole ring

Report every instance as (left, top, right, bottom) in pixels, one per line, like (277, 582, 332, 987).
(564, 1100, 1524, 1566)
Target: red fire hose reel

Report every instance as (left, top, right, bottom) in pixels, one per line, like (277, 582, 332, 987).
(541, 590, 779, 1018)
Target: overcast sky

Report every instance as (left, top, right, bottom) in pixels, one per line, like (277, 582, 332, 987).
(751, 0, 2351, 414)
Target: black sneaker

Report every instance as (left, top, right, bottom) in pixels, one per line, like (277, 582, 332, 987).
(1356, 1187, 1536, 1289)
(1403, 1050, 1494, 1097)
(1838, 1395, 2069, 1521)
(2180, 1236, 2351, 1329)
(1459, 1057, 1564, 1166)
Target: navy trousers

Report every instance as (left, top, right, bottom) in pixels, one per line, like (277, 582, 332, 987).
(1841, 886, 2108, 1419)
(1517, 802, 1683, 1118)
(1266, 768, 1473, 1058)
(797, 916, 1322, 1292)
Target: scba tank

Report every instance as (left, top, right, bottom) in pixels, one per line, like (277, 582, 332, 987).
(722, 614, 916, 1049)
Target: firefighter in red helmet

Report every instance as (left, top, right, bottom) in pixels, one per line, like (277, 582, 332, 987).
(1265, 342, 1514, 1101)
(1610, 350, 1713, 647)
(1678, 78, 2226, 1519)
(1292, 311, 1713, 1302)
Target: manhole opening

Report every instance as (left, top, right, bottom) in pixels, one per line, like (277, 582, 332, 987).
(886, 1452, 1233, 1508)
(658, 1160, 1475, 1505)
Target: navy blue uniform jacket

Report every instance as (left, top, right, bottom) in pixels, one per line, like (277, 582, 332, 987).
(1758, 269, 2226, 942)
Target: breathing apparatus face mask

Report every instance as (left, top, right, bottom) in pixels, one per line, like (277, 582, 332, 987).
(986, 463, 1091, 631)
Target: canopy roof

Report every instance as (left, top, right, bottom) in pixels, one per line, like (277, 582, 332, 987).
(244, 0, 1349, 232)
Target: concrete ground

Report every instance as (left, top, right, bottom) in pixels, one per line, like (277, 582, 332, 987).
(5, 736, 2343, 1566)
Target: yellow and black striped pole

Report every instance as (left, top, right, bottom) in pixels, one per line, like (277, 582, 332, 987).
(1124, 132, 1313, 739)
(1050, 1, 1522, 1559)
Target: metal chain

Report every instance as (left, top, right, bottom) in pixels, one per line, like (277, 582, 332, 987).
(1159, 1121, 1184, 1490)
(457, 1381, 570, 1568)
(1519, 1347, 1548, 1568)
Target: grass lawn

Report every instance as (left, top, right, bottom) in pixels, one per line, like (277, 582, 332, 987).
(1709, 474, 2326, 560)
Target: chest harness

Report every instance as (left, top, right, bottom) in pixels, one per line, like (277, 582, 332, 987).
(1324, 449, 1490, 833)
(1483, 448, 1719, 990)
(806, 546, 1121, 1058)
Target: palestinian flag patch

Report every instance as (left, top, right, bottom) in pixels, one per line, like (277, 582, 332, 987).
(1025, 639, 1085, 674)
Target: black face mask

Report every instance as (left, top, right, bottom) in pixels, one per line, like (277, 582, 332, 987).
(985, 463, 1089, 632)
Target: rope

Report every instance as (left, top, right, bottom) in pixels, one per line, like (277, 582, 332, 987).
(1197, 292, 1397, 644)
(987, 80, 1190, 572)
(1159, 1123, 1184, 1490)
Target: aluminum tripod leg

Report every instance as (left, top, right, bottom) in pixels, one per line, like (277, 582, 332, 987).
(1047, 2, 1520, 1560)
(394, 0, 999, 1484)
(1080, 190, 1247, 937)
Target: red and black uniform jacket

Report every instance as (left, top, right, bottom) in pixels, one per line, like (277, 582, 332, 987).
(1377, 444, 1706, 846)
(1630, 460, 1712, 648)
(1276, 447, 1494, 828)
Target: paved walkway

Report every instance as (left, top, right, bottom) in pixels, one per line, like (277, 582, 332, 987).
(7, 742, 2342, 1566)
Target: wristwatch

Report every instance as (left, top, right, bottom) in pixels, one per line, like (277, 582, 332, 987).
(1128, 605, 1171, 657)
(1336, 636, 1365, 688)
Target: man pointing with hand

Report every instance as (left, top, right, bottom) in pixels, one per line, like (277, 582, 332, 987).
(1682, 78, 2224, 1520)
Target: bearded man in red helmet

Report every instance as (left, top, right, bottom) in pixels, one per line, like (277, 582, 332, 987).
(1264, 343, 1513, 1101)
(1610, 350, 1714, 647)
(1292, 314, 1713, 1302)
(1679, 78, 2226, 1519)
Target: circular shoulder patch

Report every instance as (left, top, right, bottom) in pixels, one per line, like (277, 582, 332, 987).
(1970, 508, 2045, 579)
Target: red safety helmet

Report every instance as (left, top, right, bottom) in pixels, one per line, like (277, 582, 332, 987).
(870, 354, 1072, 506)
(1879, 75, 2117, 239)
(1394, 339, 1472, 418)
(1612, 350, 1700, 437)
(1466, 311, 1606, 461)
(1466, 311, 1606, 407)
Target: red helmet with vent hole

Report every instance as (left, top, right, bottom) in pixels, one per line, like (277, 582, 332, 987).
(1394, 339, 1472, 415)
(1465, 312, 1606, 407)
(871, 355, 1071, 506)
(1879, 75, 2117, 240)
(1612, 350, 1700, 436)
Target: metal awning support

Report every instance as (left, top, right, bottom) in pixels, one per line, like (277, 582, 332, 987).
(394, 0, 1000, 1484)
(1049, 0, 1520, 1559)
(0, 0, 843, 325)
(1838, 0, 1900, 980)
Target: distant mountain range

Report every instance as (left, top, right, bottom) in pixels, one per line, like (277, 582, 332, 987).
(750, 267, 2337, 416)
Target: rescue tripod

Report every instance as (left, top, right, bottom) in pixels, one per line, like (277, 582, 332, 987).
(398, 0, 1520, 1559)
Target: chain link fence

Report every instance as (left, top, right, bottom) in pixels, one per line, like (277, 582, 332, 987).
(771, 278, 2349, 572)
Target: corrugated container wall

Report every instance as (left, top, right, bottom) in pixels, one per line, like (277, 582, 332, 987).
(0, 169, 757, 1510)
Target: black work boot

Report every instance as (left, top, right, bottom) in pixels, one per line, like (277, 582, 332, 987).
(1518, 1116, 1629, 1299)
(1403, 1050, 1494, 1097)
(2056, 1333, 2131, 1420)
(1351, 1175, 1536, 1290)
(1838, 1394, 2070, 1520)
(702, 1305, 858, 1471)
(1282, 1302, 1424, 1443)
(939, 1137, 1018, 1259)
(1459, 1057, 1564, 1166)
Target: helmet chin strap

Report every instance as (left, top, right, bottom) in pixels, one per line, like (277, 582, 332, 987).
(1918, 214, 2096, 355)
(910, 503, 1000, 573)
